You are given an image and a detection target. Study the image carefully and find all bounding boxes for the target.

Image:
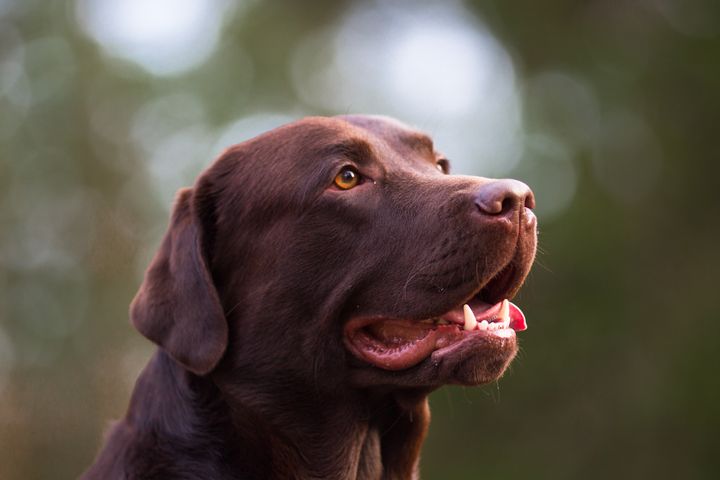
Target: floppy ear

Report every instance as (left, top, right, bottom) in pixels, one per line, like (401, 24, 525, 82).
(130, 187, 227, 375)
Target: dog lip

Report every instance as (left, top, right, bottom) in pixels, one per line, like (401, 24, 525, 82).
(343, 298, 526, 371)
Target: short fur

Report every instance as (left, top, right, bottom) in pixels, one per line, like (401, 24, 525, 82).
(83, 115, 537, 480)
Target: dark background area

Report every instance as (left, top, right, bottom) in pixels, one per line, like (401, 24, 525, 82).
(1, 0, 719, 478)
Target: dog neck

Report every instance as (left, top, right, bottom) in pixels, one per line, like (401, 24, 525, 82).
(118, 351, 430, 479)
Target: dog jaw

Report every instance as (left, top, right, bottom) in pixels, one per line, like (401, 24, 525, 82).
(343, 299, 526, 372)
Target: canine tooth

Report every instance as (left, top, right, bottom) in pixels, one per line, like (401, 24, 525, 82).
(463, 304, 477, 331)
(478, 320, 489, 330)
(437, 319, 450, 325)
(500, 299, 510, 327)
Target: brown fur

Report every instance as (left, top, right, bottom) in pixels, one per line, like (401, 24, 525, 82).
(82, 115, 537, 479)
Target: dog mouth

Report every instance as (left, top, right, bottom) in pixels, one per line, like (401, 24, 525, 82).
(343, 264, 528, 371)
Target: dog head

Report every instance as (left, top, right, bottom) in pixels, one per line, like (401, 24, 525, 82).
(130, 115, 537, 395)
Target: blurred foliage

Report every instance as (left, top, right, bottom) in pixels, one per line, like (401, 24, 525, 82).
(1, 0, 719, 478)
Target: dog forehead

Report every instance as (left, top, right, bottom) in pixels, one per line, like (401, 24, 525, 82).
(232, 116, 436, 173)
(338, 114, 436, 156)
(284, 115, 434, 155)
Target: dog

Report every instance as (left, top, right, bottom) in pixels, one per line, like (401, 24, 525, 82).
(82, 115, 537, 479)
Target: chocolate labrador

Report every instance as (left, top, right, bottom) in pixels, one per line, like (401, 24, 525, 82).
(82, 115, 537, 479)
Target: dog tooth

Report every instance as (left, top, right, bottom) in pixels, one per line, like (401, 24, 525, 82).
(478, 320, 489, 330)
(437, 319, 450, 325)
(463, 304, 477, 331)
(499, 299, 510, 327)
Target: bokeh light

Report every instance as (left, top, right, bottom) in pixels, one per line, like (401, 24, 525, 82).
(75, 0, 236, 75)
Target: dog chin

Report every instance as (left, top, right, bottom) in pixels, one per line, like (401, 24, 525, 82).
(428, 333, 519, 386)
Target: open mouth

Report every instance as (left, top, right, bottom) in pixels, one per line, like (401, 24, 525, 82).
(344, 264, 528, 371)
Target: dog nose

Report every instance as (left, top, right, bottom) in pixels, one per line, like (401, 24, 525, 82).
(474, 179, 535, 216)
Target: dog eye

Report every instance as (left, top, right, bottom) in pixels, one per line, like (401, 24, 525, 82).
(436, 159, 450, 174)
(334, 166, 361, 190)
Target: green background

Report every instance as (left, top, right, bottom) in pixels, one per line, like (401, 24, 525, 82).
(1, 0, 719, 478)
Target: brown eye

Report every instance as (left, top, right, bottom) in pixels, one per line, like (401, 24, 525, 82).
(436, 159, 450, 174)
(334, 166, 360, 190)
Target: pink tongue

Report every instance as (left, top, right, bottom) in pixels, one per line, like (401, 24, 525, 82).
(508, 302, 527, 331)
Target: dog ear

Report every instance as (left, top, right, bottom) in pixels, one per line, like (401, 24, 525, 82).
(130, 187, 227, 375)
